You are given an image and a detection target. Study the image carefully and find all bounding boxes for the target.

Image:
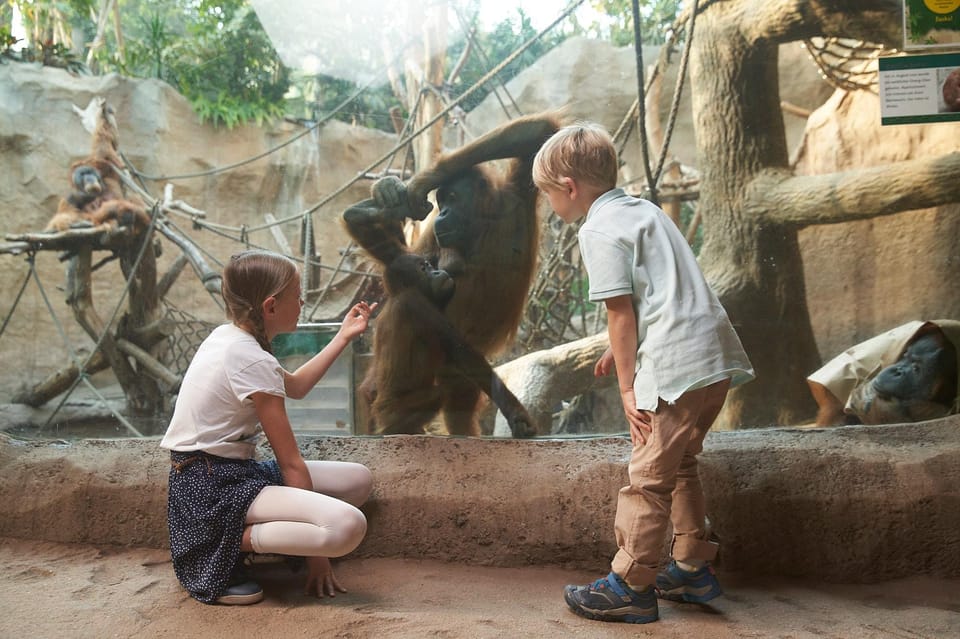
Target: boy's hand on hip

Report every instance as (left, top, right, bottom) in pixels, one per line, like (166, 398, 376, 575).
(620, 388, 653, 445)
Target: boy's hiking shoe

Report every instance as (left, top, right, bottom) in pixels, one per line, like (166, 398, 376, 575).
(563, 572, 658, 623)
(655, 560, 723, 604)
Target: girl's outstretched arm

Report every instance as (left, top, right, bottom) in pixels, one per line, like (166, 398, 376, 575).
(284, 301, 377, 399)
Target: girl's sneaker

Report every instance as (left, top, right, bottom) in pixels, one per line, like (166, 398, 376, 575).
(655, 560, 723, 603)
(216, 563, 264, 605)
(563, 572, 658, 623)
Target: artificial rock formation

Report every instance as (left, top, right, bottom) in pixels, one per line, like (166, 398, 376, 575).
(1, 415, 957, 582)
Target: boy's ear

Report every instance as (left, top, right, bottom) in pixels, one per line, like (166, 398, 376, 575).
(561, 176, 577, 198)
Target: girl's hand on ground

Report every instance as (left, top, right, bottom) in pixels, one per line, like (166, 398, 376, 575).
(304, 556, 347, 598)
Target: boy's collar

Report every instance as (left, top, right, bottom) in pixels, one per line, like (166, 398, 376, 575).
(585, 187, 625, 218)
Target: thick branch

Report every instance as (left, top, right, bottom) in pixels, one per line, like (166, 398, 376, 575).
(749, 152, 960, 228)
(6, 225, 130, 252)
(116, 339, 180, 388)
(11, 350, 110, 407)
(739, 0, 903, 47)
(489, 333, 613, 435)
(155, 221, 222, 296)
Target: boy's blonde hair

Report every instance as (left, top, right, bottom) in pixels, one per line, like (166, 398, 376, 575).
(532, 121, 618, 192)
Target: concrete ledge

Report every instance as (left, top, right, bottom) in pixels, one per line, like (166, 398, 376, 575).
(1, 415, 957, 582)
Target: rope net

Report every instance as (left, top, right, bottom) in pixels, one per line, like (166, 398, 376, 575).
(159, 300, 216, 379)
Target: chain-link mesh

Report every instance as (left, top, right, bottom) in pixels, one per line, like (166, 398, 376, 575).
(159, 301, 216, 379)
(802, 38, 890, 94)
(517, 217, 604, 353)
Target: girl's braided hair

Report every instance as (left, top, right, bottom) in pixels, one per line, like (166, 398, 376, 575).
(221, 249, 298, 353)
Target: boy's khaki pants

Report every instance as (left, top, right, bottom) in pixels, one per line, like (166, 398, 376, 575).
(611, 378, 730, 587)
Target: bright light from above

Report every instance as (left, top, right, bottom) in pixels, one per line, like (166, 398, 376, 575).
(249, 0, 596, 84)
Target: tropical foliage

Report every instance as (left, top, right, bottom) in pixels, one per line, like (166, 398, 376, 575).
(1, 1, 680, 128)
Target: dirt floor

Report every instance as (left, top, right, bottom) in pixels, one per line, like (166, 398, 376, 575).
(1, 537, 957, 639)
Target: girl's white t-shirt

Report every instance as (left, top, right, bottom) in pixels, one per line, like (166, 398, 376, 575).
(160, 323, 286, 459)
(578, 188, 754, 410)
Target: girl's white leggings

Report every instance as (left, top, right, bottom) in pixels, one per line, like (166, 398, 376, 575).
(245, 460, 372, 558)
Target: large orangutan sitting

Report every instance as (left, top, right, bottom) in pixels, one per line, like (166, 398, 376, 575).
(343, 112, 562, 436)
(44, 98, 150, 234)
(807, 320, 960, 426)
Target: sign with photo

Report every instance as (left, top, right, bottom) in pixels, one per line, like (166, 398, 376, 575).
(879, 52, 960, 124)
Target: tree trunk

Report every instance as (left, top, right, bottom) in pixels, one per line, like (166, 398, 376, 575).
(66, 244, 157, 415)
(691, 6, 817, 427)
(687, 0, 957, 428)
(117, 230, 165, 411)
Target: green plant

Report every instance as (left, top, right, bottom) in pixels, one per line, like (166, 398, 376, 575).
(590, 0, 680, 46)
(84, 0, 289, 128)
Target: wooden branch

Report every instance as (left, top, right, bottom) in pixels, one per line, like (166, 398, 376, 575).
(0, 242, 30, 256)
(86, 0, 116, 66)
(487, 332, 614, 435)
(154, 220, 222, 296)
(162, 183, 207, 219)
(446, 33, 472, 85)
(265, 213, 293, 255)
(685, 207, 702, 245)
(11, 349, 110, 407)
(157, 253, 189, 299)
(751, 152, 960, 227)
(116, 338, 180, 388)
(781, 100, 812, 119)
(5, 224, 130, 252)
(741, 0, 902, 50)
(128, 314, 175, 346)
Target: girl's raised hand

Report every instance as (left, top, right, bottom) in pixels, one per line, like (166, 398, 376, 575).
(339, 301, 378, 340)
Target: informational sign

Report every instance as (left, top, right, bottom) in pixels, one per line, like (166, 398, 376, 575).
(904, 1, 960, 49)
(878, 52, 960, 124)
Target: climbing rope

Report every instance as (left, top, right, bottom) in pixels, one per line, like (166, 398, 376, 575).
(630, 0, 657, 205)
(650, 0, 699, 193)
(0, 255, 34, 341)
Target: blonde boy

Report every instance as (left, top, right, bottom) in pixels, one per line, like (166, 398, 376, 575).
(533, 122, 754, 624)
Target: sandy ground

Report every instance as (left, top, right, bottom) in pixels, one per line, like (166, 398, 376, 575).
(1, 538, 958, 639)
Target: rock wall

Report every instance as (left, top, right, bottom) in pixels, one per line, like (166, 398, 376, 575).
(462, 38, 832, 174)
(2, 415, 958, 582)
